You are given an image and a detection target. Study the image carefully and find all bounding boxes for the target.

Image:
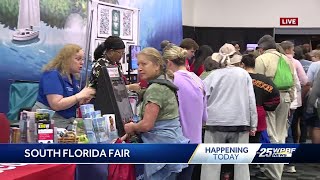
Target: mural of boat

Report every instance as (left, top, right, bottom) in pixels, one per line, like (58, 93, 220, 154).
(12, 0, 40, 41)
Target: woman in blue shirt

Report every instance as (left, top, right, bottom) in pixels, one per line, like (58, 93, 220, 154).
(33, 44, 95, 128)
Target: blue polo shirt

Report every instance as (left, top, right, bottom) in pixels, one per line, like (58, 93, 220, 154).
(37, 70, 80, 119)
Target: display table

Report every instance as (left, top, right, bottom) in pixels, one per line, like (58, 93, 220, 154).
(0, 164, 76, 180)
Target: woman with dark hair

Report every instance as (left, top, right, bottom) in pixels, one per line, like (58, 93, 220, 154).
(230, 41, 241, 54)
(93, 43, 106, 61)
(190, 45, 213, 76)
(89, 36, 125, 89)
(295, 46, 311, 73)
(199, 54, 221, 80)
(294, 46, 305, 60)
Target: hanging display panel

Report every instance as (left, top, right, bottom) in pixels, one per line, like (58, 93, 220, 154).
(97, 4, 134, 40)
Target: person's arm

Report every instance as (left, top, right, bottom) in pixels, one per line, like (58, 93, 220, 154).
(197, 79, 208, 124)
(47, 87, 95, 111)
(295, 60, 309, 86)
(88, 62, 102, 89)
(247, 74, 257, 131)
(202, 92, 208, 124)
(125, 103, 159, 133)
(307, 63, 315, 85)
(203, 75, 212, 100)
(293, 59, 310, 101)
(287, 60, 297, 102)
(302, 84, 311, 103)
(313, 71, 320, 98)
(126, 83, 146, 100)
(126, 83, 141, 92)
(125, 84, 164, 134)
(47, 94, 79, 111)
(42, 71, 95, 111)
(263, 78, 280, 111)
(297, 61, 311, 100)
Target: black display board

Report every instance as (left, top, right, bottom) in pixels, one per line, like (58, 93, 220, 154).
(94, 65, 134, 137)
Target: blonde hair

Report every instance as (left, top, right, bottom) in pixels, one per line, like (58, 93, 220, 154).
(311, 50, 320, 58)
(43, 44, 82, 76)
(138, 47, 173, 79)
(163, 45, 187, 66)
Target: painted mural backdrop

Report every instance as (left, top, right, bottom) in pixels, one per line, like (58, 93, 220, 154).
(117, 0, 183, 48)
(0, 0, 182, 113)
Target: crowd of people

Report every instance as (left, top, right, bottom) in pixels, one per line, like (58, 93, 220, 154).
(33, 34, 320, 180)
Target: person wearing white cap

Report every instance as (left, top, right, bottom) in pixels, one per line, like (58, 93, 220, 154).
(201, 44, 258, 180)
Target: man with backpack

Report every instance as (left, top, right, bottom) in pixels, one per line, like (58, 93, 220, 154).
(254, 35, 296, 180)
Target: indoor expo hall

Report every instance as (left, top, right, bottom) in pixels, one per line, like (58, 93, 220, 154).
(0, 0, 320, 180)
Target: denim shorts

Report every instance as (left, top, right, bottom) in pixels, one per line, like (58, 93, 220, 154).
(304, 110, 320, 128)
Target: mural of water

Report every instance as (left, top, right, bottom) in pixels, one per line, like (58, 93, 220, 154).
(119, 0, 183, 48)
(0, 17, 87, 113)
(0, 0, 183, 114)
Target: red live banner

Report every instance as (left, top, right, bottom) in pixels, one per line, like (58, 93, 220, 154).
(280, 17, 298, 26)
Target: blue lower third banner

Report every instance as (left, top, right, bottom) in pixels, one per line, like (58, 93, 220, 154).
(0, 144, 319, 164)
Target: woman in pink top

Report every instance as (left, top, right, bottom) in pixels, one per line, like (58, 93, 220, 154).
(163, 45, 207, 180)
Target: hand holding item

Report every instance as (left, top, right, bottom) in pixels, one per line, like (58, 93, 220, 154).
(76, 87, 96, 102)
(126, 83, 141, 92)
(109, 116, 115, 131)
(120, 134, 128, 142)
(79, 97, 92, 105)
(124, 122, 135, 135)
(249, 130, 256, 136)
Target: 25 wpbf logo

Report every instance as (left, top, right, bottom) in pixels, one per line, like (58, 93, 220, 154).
(257, 148, 296, 157)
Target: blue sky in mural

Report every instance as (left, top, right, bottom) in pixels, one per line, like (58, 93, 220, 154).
(119, 0, 183, 49)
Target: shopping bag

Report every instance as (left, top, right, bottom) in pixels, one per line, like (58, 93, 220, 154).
(260, 130, 270, 143)
(108, 138, 136, 180)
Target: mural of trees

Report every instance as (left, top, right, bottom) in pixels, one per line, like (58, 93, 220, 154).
(0, 0, 87, 29)
(0, 0, 19, 29)
(40, 0, 87, 28)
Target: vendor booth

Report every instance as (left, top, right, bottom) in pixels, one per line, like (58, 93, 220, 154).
(5, 1, 142, 180)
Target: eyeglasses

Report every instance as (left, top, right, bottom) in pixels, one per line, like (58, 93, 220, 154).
(75, 57, 84, 62)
